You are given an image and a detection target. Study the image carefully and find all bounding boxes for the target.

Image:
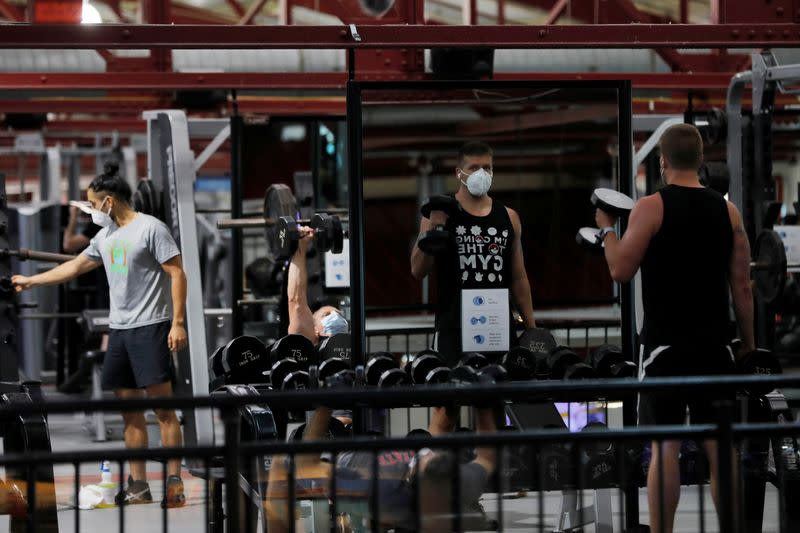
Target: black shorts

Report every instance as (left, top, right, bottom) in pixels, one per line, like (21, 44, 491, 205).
(638, 344, 736, 426)
(102, 321, 174, 390)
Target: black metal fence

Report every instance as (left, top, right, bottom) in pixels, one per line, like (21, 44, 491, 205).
(1, 375, 799, 533)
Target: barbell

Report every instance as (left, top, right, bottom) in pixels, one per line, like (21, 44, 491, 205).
(1, 248, 75, 263)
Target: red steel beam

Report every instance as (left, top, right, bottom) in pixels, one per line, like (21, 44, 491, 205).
(238, 0, 270, 25)
(0, 72, 347, 90)
(0, 24, 798, 48)
(0, 0, 24, 21)
(0, 71, 735, 91)
(544, 0, 569, 25)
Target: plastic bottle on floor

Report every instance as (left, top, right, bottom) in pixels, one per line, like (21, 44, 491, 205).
(97, 461, 117, 508)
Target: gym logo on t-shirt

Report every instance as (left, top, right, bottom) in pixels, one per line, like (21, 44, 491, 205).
(107, 239, 130, 275)
(455, 225, 508, 284)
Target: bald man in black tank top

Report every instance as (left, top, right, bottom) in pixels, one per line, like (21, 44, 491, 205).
(411, 141, 537, 367)
(595, 124, 754, 533)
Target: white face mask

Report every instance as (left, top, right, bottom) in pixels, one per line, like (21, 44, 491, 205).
(459, 168, 493, 197)
(91, 198, 113, 228)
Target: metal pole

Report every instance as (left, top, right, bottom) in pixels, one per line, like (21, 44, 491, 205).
(617, 80, 641, 530)
(230, 111, 244, 338)
(221, 406, 240, 533)
(346, 69, 367, 435)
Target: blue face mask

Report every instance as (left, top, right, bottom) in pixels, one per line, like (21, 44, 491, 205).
(321, 312, 349, 337)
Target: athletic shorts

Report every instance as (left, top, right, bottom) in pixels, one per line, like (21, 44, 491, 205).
(102, 321, 174, 390)
(637, 344, 737, 426)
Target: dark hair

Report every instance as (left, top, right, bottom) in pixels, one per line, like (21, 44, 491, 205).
(418, 450, 456, 488)
(88, 161, 132, 204)
(659, 124, 703, 171)
(458, 141, 493, 168)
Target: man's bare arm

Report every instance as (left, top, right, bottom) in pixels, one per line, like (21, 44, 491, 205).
(728, 203, 755, 355)
(411, 216, 436, 280)
(601, 194, 661, 283)
(507, 208, 535, 328)
(287, 227, 316, 341)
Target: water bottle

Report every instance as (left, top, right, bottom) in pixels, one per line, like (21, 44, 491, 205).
(98, 460, 116, 507)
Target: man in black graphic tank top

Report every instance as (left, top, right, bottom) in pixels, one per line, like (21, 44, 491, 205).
(595, 124, 754, 533)
(411, 141, 537, 366)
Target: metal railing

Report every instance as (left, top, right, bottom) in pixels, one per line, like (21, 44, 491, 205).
(0, 375, 798, 533)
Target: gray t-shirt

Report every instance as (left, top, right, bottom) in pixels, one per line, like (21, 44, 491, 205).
(82, 213, 181, 329)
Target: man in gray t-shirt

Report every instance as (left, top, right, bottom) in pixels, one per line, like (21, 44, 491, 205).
(12, 164, 188, 509)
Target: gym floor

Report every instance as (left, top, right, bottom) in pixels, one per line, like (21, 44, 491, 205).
(0, 410, 784, 532)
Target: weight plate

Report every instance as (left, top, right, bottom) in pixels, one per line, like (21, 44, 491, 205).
(269, 333, 318, 368)
(264, 184, 298, 261)
(317, 333, 352, 366)
(132, 190, 144, 213)
(311, 213, 331, 253)
(576, 227, 605, 254)
(220, 335, 270, 384)
(753, 229, 787, 305)
(137, 178, 159, 218)
(591, 188, 634, 217)
(330, 216, 344, 254)
(275, 216, 300, 259)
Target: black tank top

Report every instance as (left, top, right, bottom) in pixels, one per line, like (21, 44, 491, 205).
(641, 185, 732, 348)
(434, 197, 515, 363)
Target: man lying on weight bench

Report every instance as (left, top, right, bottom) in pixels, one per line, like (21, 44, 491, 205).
(265, 405, 497, 533)
(287, 225, 351, 422)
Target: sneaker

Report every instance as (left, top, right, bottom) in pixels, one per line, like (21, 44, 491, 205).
(161, 475, 186, 509)
(114, 477, 153, 506)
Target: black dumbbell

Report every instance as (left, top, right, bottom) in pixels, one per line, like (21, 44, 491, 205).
(365, 352, 410, 387)
(538, 424, 574, 490)
(736, 346, 782, 397)
(502, 346, 537, 381)
(580, 421, 616, 488)
(459, 352, 489, 371)
(270, 358, 310, 390)
(576, 187, 635, 252)
(268, 334, 318, 390)
(449, 362, 509, 386)
(418, 195, 459, 256)
(317, 333, 352, 367)
(218, 335, 271, 385)
(310, 213, 346, 254)
(270, 334, 319, 369)
(547, 346, 597, 380)
(591, 344, 637, 378)
(406, 349, 450, 384)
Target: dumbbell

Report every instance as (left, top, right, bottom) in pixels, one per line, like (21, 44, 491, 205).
(210, 335, 271, 386)
(365, 352, 410, 387)
(576, 188, 635, 253)
(580, 421, 617, 488)
(591, 344, 637, 378)
(449, 352, 509, 385)
(406, 349, 451, 384)
(418, 195, 460, 256)
(547, 346, 597, 380)
(538, 424, 574, 490)
(502, 346, 538, 381)
(518, 327, 559, 379)
(730, 339, 782, 397)
(270, 214, 348, 260)
(316, 333, 353, 388)
(310, 213, 345, 255)
(268, 334, 318, 390)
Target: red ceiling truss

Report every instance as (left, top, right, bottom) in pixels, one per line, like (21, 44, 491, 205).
(0, 0, 796, 141)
